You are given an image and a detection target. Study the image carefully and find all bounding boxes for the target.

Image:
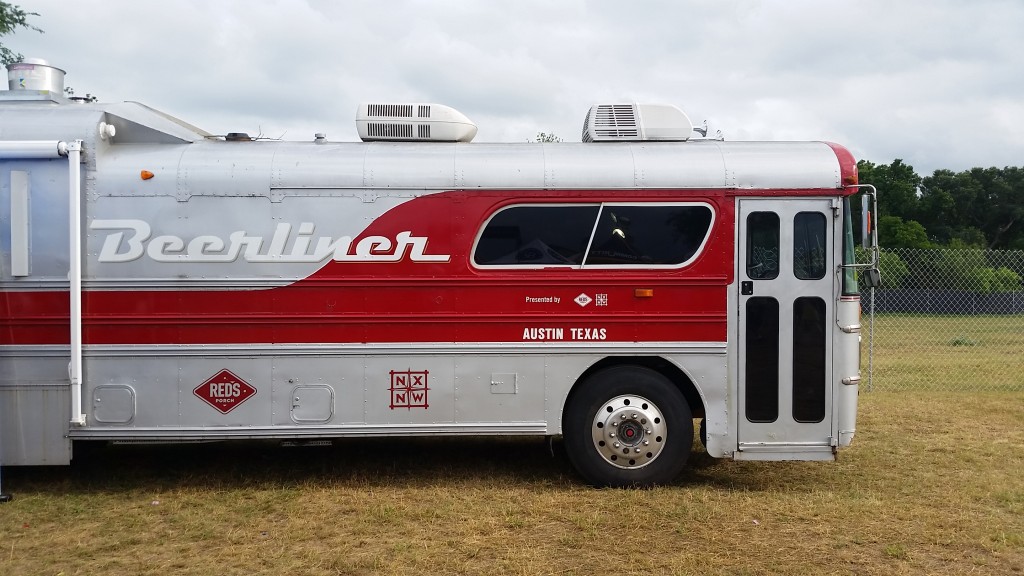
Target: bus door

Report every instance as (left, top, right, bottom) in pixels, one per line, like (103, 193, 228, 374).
(736, 198, 836, 460)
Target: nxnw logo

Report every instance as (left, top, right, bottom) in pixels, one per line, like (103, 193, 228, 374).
(389, 370, 429, 410)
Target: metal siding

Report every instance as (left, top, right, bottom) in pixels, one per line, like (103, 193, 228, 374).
(176, 143, 277, 200)
(0, 385, 71, 464)
(453, 356, 546, 425)
(362, 143, 457, 190)
(96, 143, 189, 199)
(87, 356, 180, 427)
(454, 143, 546, 189)
(631, 142, 728, 189)
(0, 347, 71, 464)
(720, 142, 841, 190)
(272, 357, 362, 425)
(539, 144, 637, 189)
(58, 344, 727, 438)
(0, 104, 106, 143)
(272, 143, 366, 191)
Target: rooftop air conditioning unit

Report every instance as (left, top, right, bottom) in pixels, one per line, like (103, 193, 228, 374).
(582, 103, 693, 142)
(356, 102, 477, 142)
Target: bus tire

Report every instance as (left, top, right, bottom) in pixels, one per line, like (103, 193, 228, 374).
(564, 366, 692, 487)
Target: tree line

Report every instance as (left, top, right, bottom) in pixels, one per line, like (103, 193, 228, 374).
(858, 160, 1023, 251)
(857, 160, 1024, 293)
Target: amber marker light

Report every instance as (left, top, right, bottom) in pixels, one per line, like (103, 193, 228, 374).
(634, 288, 654, 298)
(140, 170, 155, 180)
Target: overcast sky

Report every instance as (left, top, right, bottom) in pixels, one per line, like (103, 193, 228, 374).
(6, 0, 1023, 175)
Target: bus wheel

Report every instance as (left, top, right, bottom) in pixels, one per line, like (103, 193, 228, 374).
(564, 366, 692, 487)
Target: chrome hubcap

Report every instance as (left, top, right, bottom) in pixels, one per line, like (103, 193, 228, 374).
(591, 394, 667, 469)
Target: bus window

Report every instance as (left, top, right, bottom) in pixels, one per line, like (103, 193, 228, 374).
(474, 205, 598, 265)
(475, 203, 714, 268)
(792, 296, 826, 422)
(745, 296, 779, 423)
(746, 212, 780, 280)
(584, 205, 713, 266)
(793, 212, 827, 280)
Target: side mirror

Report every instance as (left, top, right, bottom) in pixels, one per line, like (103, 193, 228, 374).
(862, 268, 881, 288)
(861, 191, 877, 249)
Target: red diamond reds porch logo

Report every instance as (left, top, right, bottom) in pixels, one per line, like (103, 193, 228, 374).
(194, 369, 257, 414)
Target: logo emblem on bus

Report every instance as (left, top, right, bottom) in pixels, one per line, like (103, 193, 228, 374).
(90, 220, 450, 264)
(194, 369, 257, 414)
(574, 293, 593, 307)
(389, 369, 429, 410)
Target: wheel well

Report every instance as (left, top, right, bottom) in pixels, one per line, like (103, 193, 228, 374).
(568, 356, 706, 419)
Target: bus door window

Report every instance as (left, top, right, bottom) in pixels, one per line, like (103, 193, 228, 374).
(746, 212, 780, 280)
(745, 296, 780, 423)
(793, 212, 827, 280)
(791, 212, 828, 422)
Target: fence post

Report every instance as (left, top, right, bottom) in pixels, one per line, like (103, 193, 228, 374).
(868, 286, 875, 392)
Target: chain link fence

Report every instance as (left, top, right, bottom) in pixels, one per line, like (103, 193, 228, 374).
(861, 248, 1024, 392)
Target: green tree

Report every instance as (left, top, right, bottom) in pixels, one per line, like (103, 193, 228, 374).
(858, 159, 921, 222)
(860, 160, 1024, 249)
(859, 247, 910, 289)
(968, 166, 1023, 249)
(0, 2, 40, 66)
(535, 132, 562, 143)
(952, 227, 988, 248)
(920, 167, 1024, 249)
(927, 242, 1022, 293)
(878, 215, 931, 249)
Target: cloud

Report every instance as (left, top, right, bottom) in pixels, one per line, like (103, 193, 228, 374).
(7, 0, 1024, 173)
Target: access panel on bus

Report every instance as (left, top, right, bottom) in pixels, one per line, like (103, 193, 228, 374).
(736, 198, 836, 459)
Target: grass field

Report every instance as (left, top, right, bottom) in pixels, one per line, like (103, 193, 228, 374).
(866, 314, 1024, 391)
(1, 390, 1022, 575)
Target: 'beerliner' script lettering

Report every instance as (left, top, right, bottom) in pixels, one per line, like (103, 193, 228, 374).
(91, 220, 451, 264)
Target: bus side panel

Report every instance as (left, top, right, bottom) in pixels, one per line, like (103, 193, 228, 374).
(0, 350, 71, 465)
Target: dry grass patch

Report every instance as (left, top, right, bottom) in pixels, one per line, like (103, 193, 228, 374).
(866, 314, 1024, 391)
(1, 391, 1022, 575)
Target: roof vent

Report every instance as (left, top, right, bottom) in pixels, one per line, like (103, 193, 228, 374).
(6, 58, 65, 93)
(582, 103, 693, 142)
(356, 102, 477, 142)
